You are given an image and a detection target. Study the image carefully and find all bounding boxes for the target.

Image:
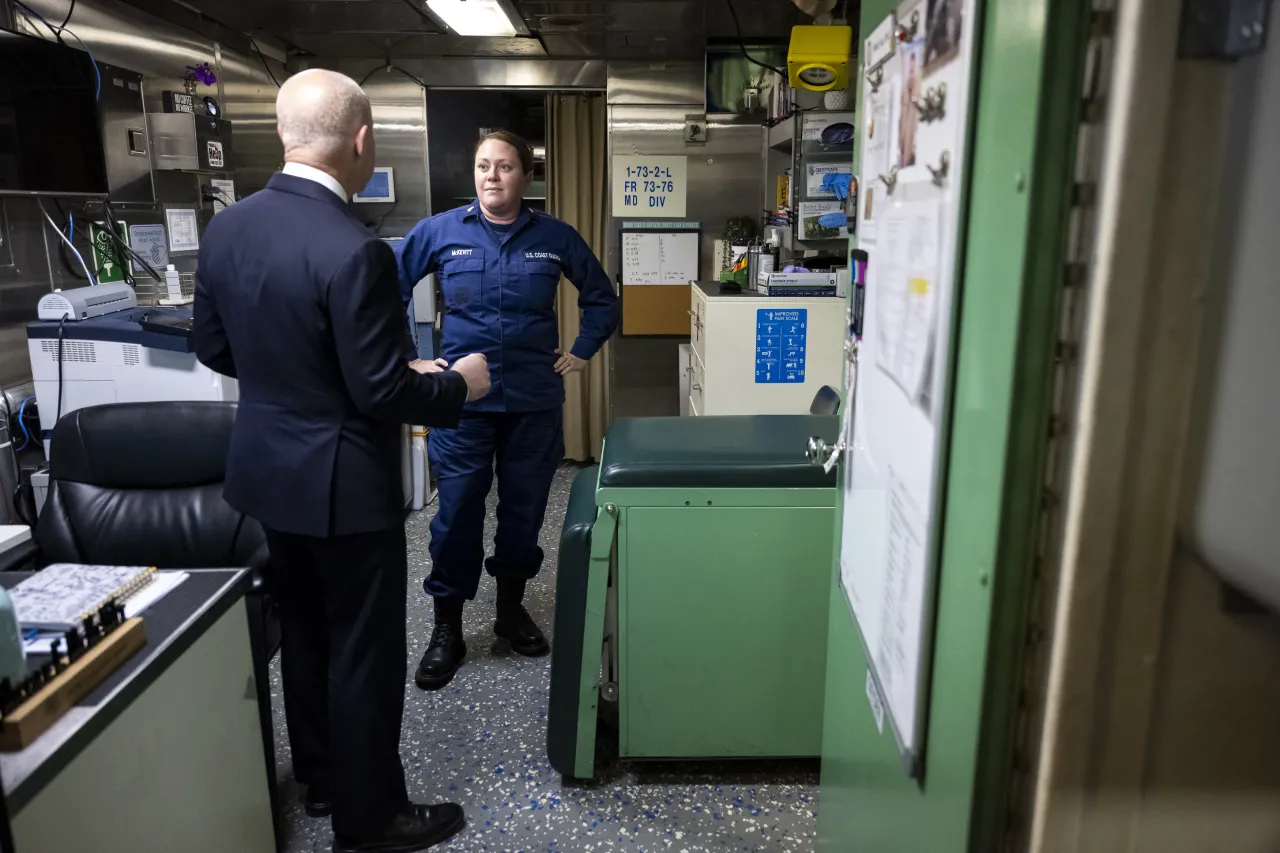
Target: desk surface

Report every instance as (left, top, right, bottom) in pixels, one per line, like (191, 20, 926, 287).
(0, 568, 250, 811)
(0, 529, 31, 555)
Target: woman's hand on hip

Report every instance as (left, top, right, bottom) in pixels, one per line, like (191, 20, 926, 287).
(554, 348, 586, 376)
(410, 358, 449, 374)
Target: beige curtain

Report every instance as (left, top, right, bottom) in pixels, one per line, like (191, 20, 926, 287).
(547, 93, 610, 462)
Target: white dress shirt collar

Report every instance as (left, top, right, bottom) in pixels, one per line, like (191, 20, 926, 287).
(281, 162, 348, 202)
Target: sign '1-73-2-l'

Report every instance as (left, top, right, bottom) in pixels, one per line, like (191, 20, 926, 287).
(612, 155, 688, 217)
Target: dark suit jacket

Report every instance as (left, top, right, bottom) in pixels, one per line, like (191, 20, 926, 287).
(194, 172, 468, 537)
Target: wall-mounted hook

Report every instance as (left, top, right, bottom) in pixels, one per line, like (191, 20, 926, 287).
(879, 166, 899, 195)
(913, 82, 947, 123)
(896, 10, 920, 42)
(927, 151, 951, 186)
(866, 64, 884, 94)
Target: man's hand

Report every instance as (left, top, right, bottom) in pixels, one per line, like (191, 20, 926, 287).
(409, 358, 449, 374)
(450, 353, 492, 401)
(554, 348, 586, 376)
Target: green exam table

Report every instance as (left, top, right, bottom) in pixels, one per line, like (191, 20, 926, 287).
(546, 414, 839, 780)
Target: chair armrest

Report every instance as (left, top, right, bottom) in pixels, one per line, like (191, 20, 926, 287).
(0, 540, 39, 574)
(245, 541, 271, 593)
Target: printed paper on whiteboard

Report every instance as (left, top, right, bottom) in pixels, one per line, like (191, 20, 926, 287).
(875, 468, 928, 732)
(874, 199, 941, 404)
(866, 669, 887, 734)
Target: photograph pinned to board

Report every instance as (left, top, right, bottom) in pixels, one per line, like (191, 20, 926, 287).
(863, 79, 896, 186)
(897, 40, 923, 168)
(860, 78, 897, 243)
(924, 0, 964, 76)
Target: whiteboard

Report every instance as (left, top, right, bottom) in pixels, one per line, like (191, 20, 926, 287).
(621, 231, 699, 285)
(837, 0, 980, 778)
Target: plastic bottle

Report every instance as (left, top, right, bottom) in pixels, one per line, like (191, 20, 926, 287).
(164, 264, 182, 301)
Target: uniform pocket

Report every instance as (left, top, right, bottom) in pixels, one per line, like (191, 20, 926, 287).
(440, 257, 485, 310)
(521, 261, 562, 311)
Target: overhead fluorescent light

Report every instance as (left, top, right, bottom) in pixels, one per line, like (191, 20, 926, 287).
(426, 0, 520, 37)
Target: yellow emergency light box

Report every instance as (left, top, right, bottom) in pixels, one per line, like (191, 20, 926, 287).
(787, 25, 854, 92)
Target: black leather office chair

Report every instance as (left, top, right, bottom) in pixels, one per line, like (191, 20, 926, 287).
(31, 399, 280, 646)
(21, 401, 282, 832)
(35, 401, 274, 628)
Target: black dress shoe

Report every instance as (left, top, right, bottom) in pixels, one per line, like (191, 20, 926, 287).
(493, 602, 550, 657)
(332, 802, 466, 853)
(304, 785, 332, 818)
(415, 620, 466, 690)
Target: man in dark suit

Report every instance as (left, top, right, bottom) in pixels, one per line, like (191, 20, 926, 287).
(194, 69, 489, 853)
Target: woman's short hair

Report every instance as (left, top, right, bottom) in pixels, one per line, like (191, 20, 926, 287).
(473, 130, 535, 175)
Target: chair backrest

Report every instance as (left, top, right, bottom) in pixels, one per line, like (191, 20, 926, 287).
(36, 402, 267, 570)
(810, 385, 841, 416)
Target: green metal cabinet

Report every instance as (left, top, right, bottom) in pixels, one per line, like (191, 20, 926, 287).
(547, 415, 838, 778)
(620, 503, 832, 758)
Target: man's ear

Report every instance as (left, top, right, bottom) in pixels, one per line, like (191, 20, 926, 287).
(277, 123, 284, 142)
(354, 124, 371, 158)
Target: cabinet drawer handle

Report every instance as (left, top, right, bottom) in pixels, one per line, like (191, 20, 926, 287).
(692, 383, 702, 392)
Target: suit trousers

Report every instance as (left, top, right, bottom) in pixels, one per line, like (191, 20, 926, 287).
(263, 523, 410, 836)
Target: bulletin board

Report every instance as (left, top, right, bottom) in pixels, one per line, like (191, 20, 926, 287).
(618, 222, 701, 336)
(837, 0, 980, 779)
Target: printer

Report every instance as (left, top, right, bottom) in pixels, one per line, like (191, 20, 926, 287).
(37, 282, 138, 321)
(26, 290, 238, 458)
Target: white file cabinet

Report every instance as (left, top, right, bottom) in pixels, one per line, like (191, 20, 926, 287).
(687, 281, 845, 416)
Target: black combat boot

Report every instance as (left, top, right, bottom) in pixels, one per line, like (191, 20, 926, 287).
(493, 578, 550, 657)
(415, 597, 466, 690)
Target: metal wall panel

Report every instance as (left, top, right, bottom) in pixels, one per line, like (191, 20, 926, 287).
(606, 60, 704, 104)
(338, 66, 430, 237)
(0, 0, 287, 390)
(605, 104, 763, 419)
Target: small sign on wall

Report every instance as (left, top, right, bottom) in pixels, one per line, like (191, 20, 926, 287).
(611, 155, 688, 218)
(90, 221, 128, 284)
(755, 308, 808, 384)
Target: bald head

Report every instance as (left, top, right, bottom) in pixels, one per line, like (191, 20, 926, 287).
(276, 70, 374, 189)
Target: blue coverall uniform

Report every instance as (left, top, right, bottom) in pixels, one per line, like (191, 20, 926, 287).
(396, 201, 619, 602)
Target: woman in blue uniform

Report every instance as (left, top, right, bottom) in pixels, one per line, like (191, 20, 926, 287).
(396, 130, 618, 690)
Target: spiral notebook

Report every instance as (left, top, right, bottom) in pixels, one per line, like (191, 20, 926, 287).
(9, 564, 156, 630)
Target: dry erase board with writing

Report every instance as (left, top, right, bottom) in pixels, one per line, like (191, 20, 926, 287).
(620, 231, 699, 286)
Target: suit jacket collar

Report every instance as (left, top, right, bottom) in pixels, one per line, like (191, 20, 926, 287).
(267, 172, 354, 215)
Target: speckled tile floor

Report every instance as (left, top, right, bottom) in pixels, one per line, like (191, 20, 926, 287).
(270, 465, 819, 853)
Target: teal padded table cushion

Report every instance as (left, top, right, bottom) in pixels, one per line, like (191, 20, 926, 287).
(599, 415, 839, 489)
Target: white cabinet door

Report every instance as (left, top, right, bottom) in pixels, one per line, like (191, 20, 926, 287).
(678, 343, 692, 417)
